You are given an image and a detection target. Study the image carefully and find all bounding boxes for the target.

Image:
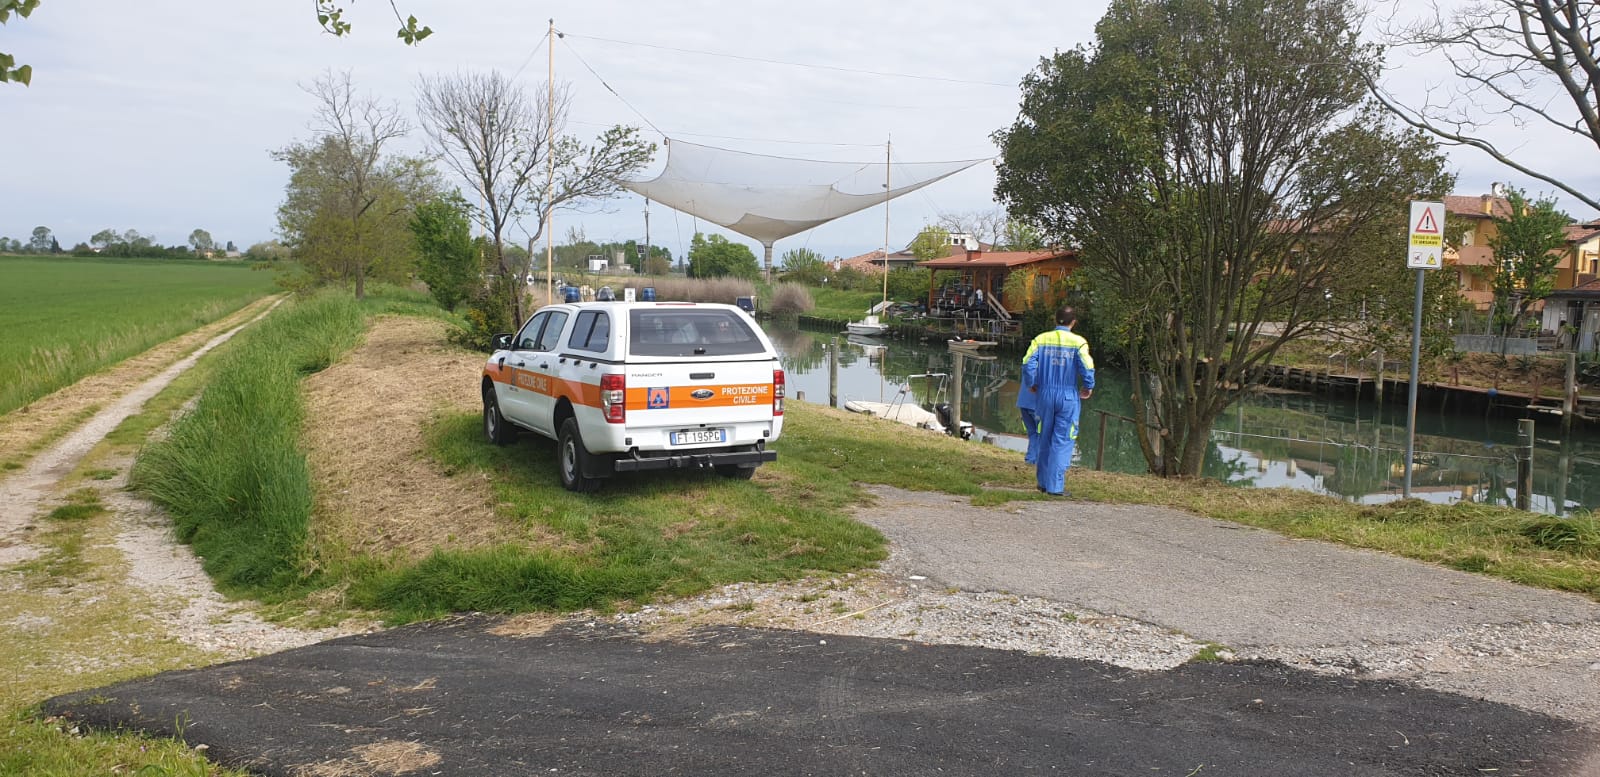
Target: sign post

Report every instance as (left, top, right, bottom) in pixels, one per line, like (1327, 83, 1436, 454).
(1404, 200, 1445, 498)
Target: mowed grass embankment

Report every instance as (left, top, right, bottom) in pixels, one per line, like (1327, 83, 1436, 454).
(131, 290, 372, 598)
(131, 293, 1600, 624)
(0, 256, 277, 417)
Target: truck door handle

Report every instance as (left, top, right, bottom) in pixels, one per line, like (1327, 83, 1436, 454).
(539, 362, 549, 369)
(514, 361, 526, 367)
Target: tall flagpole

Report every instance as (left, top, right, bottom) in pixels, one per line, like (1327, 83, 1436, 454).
(544, 19, 556, 304)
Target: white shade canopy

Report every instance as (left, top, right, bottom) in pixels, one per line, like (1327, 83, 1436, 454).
(622, 139, 987, 246)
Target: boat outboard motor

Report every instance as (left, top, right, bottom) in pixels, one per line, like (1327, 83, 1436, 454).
(934, 403, 977, 440)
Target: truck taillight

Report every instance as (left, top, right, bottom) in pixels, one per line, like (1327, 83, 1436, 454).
(601, 374, 626, 423)
(773, 368, 785, 416)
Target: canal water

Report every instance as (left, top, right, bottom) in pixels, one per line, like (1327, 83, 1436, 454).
(766, 324, 1600, 517)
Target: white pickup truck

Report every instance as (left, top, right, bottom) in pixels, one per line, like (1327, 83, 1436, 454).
(481, 301, 785, 491)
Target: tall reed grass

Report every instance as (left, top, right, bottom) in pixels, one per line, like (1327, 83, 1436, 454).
(618, 277, 756, 304)
(130, 292, 367, 594)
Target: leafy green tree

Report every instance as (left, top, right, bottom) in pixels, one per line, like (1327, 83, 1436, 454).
(188, 229, 215, 254)
(643, 255, 673, 276)
(998, 220, 1045, 251)
(994, 0, 1453, 477)
(409, 194, 479, 311)
(686, 233, 759, 279)
(274, 71, 436, 298)
(89, 229, 117, 250)
(225, 240, 237, 252)
(245, 240, 291, 262)
(49, 235, 59, 254)
(779, 247, 827, 284)
(886, 267, 931, 303)
(908, 226, 951, 262)
(28, 226, 51, 253)
(1488, 187, 1571, 336)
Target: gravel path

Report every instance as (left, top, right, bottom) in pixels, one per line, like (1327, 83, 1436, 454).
(0, 297, 364, 663)
(616, 484, 1600, 729)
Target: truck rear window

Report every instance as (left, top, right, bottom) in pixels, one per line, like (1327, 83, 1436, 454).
(628, 309, 765, 357)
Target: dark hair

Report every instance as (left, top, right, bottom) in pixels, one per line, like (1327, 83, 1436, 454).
(1056, 305, 1077, 326)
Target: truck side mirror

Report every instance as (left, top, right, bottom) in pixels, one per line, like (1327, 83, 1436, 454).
(491, 333, 513, 351)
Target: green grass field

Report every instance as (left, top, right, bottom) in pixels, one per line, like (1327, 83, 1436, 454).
(0, 257, 277, 416)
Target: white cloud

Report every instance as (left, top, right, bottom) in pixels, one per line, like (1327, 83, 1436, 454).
(2, 0, 1593, 257)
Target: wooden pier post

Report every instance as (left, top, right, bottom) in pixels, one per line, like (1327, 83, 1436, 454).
(950, 351, 965, 436)
(1375, 350, 1384, 405)
(828, 337, 839, 409)
(1516, 418, 1534, 512)
(1564, 352, 1577, 434)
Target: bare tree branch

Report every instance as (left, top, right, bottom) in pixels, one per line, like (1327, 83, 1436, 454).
(1373, 0, 1600, 211)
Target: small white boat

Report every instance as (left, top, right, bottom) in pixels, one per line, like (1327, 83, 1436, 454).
(947, 338, 998, 353)
(844, 399, 948, 433)
(846, 314, 889, 336)
(842, 373, 975, 439)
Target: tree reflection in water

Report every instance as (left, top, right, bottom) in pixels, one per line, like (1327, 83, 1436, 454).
(764, 321, 1598, 516)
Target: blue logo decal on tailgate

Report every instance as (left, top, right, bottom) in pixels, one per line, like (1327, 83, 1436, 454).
(647, 387, 670, 409)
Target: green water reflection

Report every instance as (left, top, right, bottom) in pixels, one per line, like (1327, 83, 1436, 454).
(767, 324, 1599, 516)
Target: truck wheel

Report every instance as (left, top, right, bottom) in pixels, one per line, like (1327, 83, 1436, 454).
(715, 464, 757, 480)
(483, 386, 516, 446)
(559, 418, 604, 493)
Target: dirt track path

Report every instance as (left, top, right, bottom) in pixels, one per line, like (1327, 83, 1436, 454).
(0, 296, 360, 669)
(0, 298, 282, 564)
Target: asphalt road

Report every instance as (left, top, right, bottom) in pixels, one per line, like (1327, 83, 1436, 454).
(45, 618, 1595, 776)
(854, 486, 1600, 650)
(43, 486, 1600, 775)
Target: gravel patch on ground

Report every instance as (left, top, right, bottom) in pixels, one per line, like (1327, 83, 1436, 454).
(106, 465, 365, 659)
(612, 548, 1212, 672)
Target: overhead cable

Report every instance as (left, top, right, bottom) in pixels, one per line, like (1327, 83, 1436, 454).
(562, 31, 1014, 88)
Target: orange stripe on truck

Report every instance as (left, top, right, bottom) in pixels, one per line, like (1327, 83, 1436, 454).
(625, 383, 773, 410)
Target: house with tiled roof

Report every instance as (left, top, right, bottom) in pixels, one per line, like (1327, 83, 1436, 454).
(1442, 194, 1515, 310)
(1441, 192, 1591, 313)
(832, 233, 986, 274)
(918, 247, 1080, 322)
(1443, 191, 1599, 342)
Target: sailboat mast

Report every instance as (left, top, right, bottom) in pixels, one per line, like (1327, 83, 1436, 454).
(881, 136, 890, 309)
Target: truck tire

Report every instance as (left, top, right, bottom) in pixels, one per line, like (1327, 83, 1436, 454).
(559, 417, 604, 493)
(715, 464, 757, 480)
(484, 386, 517, 446)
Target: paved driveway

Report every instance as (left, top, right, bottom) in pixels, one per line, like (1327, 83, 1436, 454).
(44, 618, 1595, 776)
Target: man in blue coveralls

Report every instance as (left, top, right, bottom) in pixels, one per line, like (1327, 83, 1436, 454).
(1021, 305, 1095, 496)
(1016, 365, 1040, 465)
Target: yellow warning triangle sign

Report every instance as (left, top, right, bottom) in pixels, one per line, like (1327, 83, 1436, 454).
(1414, 208, 1439, 234)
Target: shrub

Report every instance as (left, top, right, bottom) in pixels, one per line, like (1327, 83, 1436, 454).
(769, 283, 815, 315)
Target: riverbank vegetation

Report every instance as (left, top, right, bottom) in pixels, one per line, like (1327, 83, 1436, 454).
(126, 300, 1600, 617)
(7, 293, 1597, 775)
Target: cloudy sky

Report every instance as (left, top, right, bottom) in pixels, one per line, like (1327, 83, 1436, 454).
(4, 1, 1597, 261)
